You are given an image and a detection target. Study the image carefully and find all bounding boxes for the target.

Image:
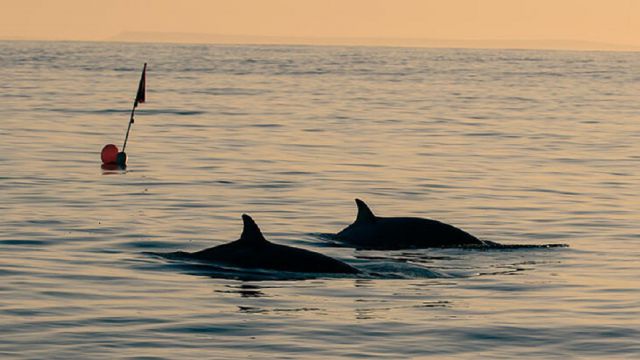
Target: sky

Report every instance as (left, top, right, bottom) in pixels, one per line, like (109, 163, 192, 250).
(1, 0, 639, 49)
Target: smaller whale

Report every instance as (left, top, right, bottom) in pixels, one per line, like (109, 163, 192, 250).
(332, 199, 492, 249)
(171, 214, 359, 274)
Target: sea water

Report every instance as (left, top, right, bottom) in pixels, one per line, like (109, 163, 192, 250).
(1, 41, 639, 358)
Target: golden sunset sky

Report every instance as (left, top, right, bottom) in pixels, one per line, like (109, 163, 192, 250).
(1, 0, 639, 50)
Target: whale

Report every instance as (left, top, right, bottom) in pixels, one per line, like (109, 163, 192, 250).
(170, 214, 359, 274)
(329, 199, 568, 250)
(331, 199, 494, 250)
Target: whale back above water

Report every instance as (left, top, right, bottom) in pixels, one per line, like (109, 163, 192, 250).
(335, 199, 486, 249)
(176, 214, 358, 274)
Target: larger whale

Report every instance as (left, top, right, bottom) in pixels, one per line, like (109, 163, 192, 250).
(331, 199, 494, 249)
(330, 199, 567, 249)
(171, 214, 359, 274)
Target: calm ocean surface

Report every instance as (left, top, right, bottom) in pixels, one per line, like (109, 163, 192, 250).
(1, 41, 639, 359)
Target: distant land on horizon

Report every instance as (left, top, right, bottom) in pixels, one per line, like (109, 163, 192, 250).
(104, 31, 639, 52)
(2, 31, 638, 52)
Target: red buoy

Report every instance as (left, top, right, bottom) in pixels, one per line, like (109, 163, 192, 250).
(101, 144, 119, 164)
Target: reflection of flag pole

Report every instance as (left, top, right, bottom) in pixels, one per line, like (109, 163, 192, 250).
(122, 63, 146, 152)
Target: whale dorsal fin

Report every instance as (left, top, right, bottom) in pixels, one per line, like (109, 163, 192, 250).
(240, 214, 268, 243)
(355, 199, 376, 223)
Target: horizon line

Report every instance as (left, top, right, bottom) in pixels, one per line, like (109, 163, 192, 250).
(3, 31, 639, 52)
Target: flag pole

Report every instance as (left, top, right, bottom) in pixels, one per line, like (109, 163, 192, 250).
(122, 63, 146, 153)
(121, 101, 136, 152)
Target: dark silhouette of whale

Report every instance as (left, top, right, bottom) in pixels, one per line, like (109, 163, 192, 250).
(332, 199, 495, 249)
(171, 214, 359, 274)
(329, 199, 568, 250)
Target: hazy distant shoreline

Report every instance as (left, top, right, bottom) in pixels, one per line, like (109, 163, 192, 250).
(2, 31, 639, 52)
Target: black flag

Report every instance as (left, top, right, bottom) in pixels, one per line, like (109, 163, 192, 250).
(134, 63, 146, 107)
(121, 63, 147, 152)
